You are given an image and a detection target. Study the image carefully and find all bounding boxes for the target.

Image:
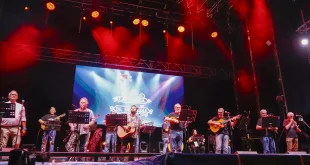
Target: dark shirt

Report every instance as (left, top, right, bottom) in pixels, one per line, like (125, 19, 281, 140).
(168, 112, 184, 131)
(162, 123, 169, 138)
(40, 114, 58, 121)
(283, 119, 297, 138)
(211, 116, 230, 135)
(256, 118, 275, 137)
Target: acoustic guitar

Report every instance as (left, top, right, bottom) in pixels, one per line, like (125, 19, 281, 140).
(209, 114, 241, 133)
(117, 122, 154, 138)
(41, 113, 66, 130)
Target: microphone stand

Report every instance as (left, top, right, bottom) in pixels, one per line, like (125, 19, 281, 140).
(299, 116, 310, 153)
(14, 101, 25, 148)
(227, 113, 234, 153)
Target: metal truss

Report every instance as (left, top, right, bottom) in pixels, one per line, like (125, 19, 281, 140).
(0, 42, 231, 79)
(296, 20, 310, 33)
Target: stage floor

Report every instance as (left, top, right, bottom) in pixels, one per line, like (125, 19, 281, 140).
(0, 161, 128, 165)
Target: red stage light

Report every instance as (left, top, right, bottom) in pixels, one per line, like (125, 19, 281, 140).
(211, 32, 218, 38)
(24, 6, 29, 11)
(133, 18, 140, 25)
(141, 20, 149, 27)
(46, 2, 56, 11)
(91, 10, 100, 18)
(178, 26, 185, 33)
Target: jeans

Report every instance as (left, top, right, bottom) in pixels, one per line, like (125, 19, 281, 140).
(135, 136, 140, 153)
(260, 136, 276, 153)
(104, 131, 117, 153)
(41, 130, 56, 152)
(170, 130, 183, 153)
(286, 137, 298, 152)
(79, 134, 88, 152)
(162, 138, 169, 154)
(215, 134, 229, 154)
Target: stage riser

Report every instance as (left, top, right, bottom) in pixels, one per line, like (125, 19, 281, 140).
(163, 153, 310, 165)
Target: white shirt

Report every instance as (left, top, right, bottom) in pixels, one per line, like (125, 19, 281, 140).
(1, 101, 26, 126)
(69, 108, 95, 135)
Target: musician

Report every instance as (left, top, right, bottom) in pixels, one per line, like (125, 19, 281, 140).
(256, 109, 277, 153)
(164, 103, 186, 153)
(162, 120, 169, 154)
(121, 105, 141, 153)
(207, 108, 236, 154)
(38, 107, 60, 152)
(283, 112, 300, 152)
(103, 109, 117, 153)
(187, 129, 205, 153)
(0, 90, 26, 149)
(68, 97, 95, 152)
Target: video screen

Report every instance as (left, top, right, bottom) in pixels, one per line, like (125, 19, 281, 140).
(72, 65, 184, 127)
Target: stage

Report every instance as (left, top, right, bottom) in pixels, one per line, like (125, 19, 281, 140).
(1, 151, 310, 165)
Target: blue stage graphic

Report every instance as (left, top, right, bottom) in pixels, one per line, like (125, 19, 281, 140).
(72, 65, 184, 127)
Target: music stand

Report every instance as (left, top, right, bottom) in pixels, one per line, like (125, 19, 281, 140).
(44, 120, 62, 131)
(262, 116, 280, 129)
(67, 110, 90, 156)
(0, 103, 16, 150)
(179, 109, 197, 153)
(142, 126, 156, 153)
(105, 114, 127, 154)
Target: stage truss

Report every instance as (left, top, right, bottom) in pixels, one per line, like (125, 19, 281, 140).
(0, 42, 231, 79)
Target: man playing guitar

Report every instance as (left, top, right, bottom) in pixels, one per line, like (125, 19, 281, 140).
(208, 108, 238, 154)
(38, 107, 64, 152)
(164, 103, 186, 153)
(121, 105, 141, 153)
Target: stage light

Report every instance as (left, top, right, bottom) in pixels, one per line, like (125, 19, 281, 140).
(301, 39, 309, 45)
(110, 21, 113, 24)
(141, 20, 149, 27)
(46, 2, 55, 11)
(91, 10, 100, 18)
(24, 6, 29, 11)
(133, 18, 140, 25)
(211, 32, 218, 38)
(82, 16, 87, 20)
(163, 30, 166, 33)
(178, 26, 185, 33)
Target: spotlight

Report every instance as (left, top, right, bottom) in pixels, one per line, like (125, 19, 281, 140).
(141, 20, 149, 27)
(46, 2, 56, 11)
(133, 18, 140, 25)
(24, 6, 29, 11)
(178, 26, 185, 33)
(163, 30, 166, 33)
(91, 10, 100, 18)
(110, 21, 113, 24)
(301, 39, 309, 45)
(211, 32, 218, 38)
(82, 16, 87, 20)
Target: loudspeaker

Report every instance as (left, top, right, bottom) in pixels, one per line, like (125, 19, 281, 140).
(286, 151, 307, 155)
(235, 151, 258, 154)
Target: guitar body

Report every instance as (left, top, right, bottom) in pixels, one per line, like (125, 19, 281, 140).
(209, 119, 225, 133)
(41, 124, 46, 131)
(117, 122, 136, 139)
(40, 113, 66, 131)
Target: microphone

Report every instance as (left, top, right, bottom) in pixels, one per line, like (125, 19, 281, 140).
(225, 111, 230, 114)
(296, 114, 302, 117)
(22, 100, 25, 107)
(72, 104, 78, 108)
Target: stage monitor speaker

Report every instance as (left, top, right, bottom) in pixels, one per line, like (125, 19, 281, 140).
(235, 151, 258, 154)
(286, 151, 307, 155)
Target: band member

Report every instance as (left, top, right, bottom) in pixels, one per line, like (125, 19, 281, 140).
(208, 108, 236, 154)
(256, 109, 277, 153)
(38, 107, 60, 152)
(68, 97, 95, 152)
(121, 105, 141, 153)
(0, 90, 26, 149)
(187, 129, 205, 153)
(283, 112, 300, 152)
(162, 120, 169, 154)
(164, 103, 186, 153)
(103, 109, 117, 153)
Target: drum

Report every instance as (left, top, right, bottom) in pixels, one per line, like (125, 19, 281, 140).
(167, 142, 184, 152)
